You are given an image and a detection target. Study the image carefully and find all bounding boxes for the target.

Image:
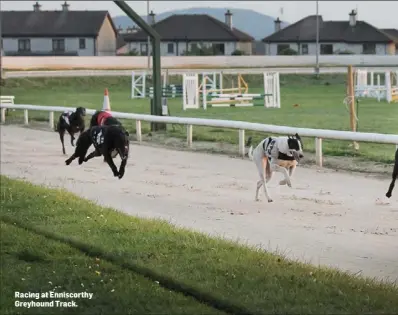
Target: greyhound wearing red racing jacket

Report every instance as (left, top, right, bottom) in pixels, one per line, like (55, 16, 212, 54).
(89, 110, 126, 160)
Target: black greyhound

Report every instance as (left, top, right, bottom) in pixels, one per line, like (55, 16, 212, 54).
(386, 148, 398, 198)
(56, 107, 86, 154)
(65, 125, 130, 179)
(90, 110, 125, 160)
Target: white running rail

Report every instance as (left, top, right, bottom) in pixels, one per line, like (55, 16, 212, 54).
(1, 103, 398, 167)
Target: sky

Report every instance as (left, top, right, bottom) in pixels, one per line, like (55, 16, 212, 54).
(1, 1, 398, 29)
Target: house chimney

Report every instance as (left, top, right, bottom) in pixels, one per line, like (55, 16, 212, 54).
(225, 10, 233, 30)
(274, 17, 281, 32)
(349, 9, 357, 27)
(149, 10, 156, 25)
(62, 1, 69, 12)
(117, 25, 123, 33)
(33, 1, 41, 12)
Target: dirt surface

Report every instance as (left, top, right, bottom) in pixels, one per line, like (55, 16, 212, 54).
(1, 125, 397, 283)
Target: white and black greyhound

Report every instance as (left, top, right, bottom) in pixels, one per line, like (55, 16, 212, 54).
(246, 134, 304, 203)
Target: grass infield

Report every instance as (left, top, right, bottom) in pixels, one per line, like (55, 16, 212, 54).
(1, 175, 398, 314)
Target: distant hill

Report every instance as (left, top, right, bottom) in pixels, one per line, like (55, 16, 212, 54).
(112, 7, 289, 40)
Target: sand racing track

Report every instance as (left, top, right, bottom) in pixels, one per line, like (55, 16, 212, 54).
(1, 125, 397, 283)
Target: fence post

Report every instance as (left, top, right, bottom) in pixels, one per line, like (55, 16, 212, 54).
(24, 110, 29, 125)
(136, 120, 142, 143)
(187, 125, 193, 148)
(49, 112, 54, 129)
(315, 137, 323, 167)
(1, 108, 6, 123)
(238, 129, 245, 157)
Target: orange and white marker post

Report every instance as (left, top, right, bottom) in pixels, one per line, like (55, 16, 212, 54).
(102, 88, 111, 111)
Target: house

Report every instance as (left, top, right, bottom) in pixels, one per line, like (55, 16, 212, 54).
(1, 1, 118, 56)
(262, 10, 396, 55)
(122, 10, 254, 56)
(116, 35, 128, 55)
(116, 26, 140, 55)
(381, 29, 398, 55)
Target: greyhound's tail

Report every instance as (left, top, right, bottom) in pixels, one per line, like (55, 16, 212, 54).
(245, 136, 254, 160)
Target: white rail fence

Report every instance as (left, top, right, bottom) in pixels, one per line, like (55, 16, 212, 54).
(1, 104, 398, 167)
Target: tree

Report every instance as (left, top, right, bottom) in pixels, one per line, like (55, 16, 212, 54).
(336, 50, 354, 55)
(231, 49, 244, 55)
(279, 47, 298, 55)
(182, 42, 215, 56)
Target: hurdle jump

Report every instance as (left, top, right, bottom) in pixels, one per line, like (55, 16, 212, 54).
(131, 71, 178, 99)
(204, 73, 248, 95)
(132, 70, 222, 99)
(198, 72, 222, 93)
(354, 69, 398, 103)
(202, 74, 249, 109)
(385, 71, 398, 103)
(182, 73, 200, 110)
(204, 93, 273, 108)
(201, 72, 280, 110)
(147, 84, 183, 98)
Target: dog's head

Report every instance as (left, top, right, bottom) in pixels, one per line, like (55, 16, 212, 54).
(76, 107, 86, 116)
(287, 133, 304, 161)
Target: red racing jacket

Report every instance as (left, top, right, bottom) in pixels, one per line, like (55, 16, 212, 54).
(97, 110, 112, 126)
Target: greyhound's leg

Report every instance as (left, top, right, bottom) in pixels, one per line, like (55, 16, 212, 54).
(104, 150, 119, 177)
(84, 149, 101, 163)
(270, 159, 292, 188)
(65, 153, 77, 165)
(59, 129, 66, 155)
(255, 180, 263, 201)
(68, 130, 75, 147)
(280, 165, 295, 185)
(116, 146, 128, 179)
(254, 156, 264, 201)
(255, 156, 273, 202)
(386, 166, 397, 198)
(265, 160, 273, 183)
(117, 156, 128, 179)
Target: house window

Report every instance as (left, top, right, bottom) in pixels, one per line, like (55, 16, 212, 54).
(277, 44, 290, 55)
(301, 44, 309, 55)
(18, 39, 31, 52)
(52, 39, 65, 52)
(362, 43, 376, 54)
(140, 43, 147, 55)
(79, 38, 86, 49)
(212, 43, 225, 55)
(320, 44, 333, 55)
(167, 43, 174, 54)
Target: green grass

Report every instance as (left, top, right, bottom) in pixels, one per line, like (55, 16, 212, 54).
(0, 225, 223, 315)
(1, 175, 398, 314)
(1, 74, 397, 163)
